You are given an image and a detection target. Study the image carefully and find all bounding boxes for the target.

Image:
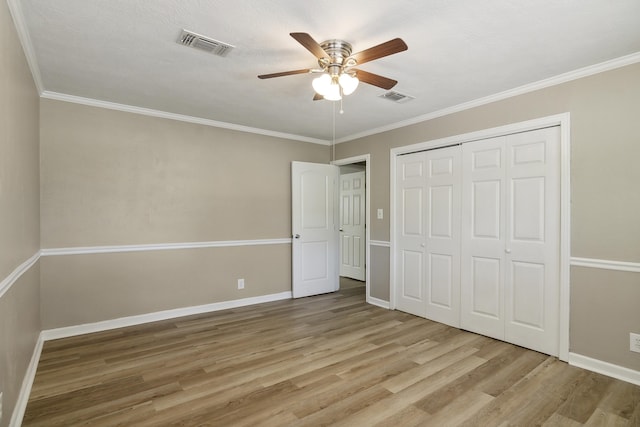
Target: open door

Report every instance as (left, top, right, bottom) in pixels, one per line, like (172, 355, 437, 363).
(292, 161, 339, 298)
(339, 171, 366, 281)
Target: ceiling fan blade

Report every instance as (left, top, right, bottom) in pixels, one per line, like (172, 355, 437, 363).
(350, 38, 408, 65)
(258, 69, 311, 79)
(313, 93, 324, 101)
(290, 32, 328, 59)
(353, 69, 398, 90)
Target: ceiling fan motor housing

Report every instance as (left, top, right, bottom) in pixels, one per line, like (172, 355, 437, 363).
(319, 40, 355, 75)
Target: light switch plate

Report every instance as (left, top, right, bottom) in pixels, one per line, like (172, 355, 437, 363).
(631, 332, 640, 353)
(377, 208, 383, 219)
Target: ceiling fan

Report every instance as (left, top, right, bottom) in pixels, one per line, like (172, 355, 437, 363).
(258, 33, 408, 101)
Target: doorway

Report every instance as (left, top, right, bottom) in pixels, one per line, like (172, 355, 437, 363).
(339, 165, 366, 281)
(332, 155, 371, 301)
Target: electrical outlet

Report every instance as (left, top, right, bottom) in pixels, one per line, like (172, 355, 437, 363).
(630, 332, 640, 353)
(237, 278, 245, 290)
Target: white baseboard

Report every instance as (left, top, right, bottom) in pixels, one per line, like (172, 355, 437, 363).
(367, 296, 390, 309)
(10, 333, 44, 427)
(12, 291, 291, 425)
(568, 352, 640, 386)
(41, 291, 292, 341)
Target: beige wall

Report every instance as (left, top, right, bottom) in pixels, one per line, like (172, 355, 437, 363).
(40, 245, 291, 329)
(40, 100, 329, 247)
(369, 246, 390, 301)
(0, 2, 42, 425)
(336, 63, 640, 371)
(570, 267, 640, 370)
(3, 0, 639, 410)
(39, 99, 329, 328)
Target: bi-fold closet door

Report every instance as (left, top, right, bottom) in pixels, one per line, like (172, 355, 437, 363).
(395, 145, 462, 326)
(395, 127, 560, 356)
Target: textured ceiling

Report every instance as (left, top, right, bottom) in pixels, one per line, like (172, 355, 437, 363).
(16, 0, 640, 143)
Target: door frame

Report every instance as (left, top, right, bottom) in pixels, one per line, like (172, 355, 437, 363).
(390, 113, 571, 361)
(332, 154, 371, 303)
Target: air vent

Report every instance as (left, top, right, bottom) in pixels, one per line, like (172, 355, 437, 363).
(178, 29, 234, 57)
(379, 91, 415, 103)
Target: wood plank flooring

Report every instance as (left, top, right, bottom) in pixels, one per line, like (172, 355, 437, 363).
(24, 281, 640, 426)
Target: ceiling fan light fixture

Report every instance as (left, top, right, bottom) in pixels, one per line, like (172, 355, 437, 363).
(259, 33, 407, 102)
(323, 82, 342, 101)
(313, 74, 342, 100)
(339, 73, 359, 95)
(312, 74, 332, 96)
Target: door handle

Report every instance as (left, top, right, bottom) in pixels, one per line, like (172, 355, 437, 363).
(294, 234, 300, 239)
(505, 248, 511, 254)
(339, 228, 344, 232)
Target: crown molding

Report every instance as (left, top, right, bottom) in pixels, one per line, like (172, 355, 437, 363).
(9, 0, 639, 148)
(336, 51, 640, 144)
(40, 91, 330, 146)
(6, 0, 44, 93)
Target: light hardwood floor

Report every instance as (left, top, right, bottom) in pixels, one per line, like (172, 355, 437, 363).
(24, 281, 640, 426)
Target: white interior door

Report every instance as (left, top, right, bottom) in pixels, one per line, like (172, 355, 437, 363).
(504, 127, 560, 356)
(424, 146, 462, 327)
(340, 171, 366, 281)
(461, 137, 507, 341)
(395, 152, 428, 317)
(292, 161, 339, 298)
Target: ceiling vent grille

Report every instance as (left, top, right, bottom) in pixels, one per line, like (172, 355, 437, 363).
(178, 29, 234, 57)
(379, 91, 415, 103)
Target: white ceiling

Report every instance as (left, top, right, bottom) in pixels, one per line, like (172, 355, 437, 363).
(16, 0, 640, 143)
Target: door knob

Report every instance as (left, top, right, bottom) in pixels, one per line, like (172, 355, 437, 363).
(420, 243, 425, 248)
(505, 248, 511, 254)
(339, 228, 344, 232)
(294, 234, 300, 239)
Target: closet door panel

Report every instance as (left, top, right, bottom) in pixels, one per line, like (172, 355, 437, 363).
(510, 261, 545, 328)
(472, 180, 501, 239)
(395, 153, 428, 317)
(429, 253, 453, 306)
(400, 250, 424, 300)
(425, 146, 461, 327)
(505, 127, 560, 356)
(461, 137, 506, 339)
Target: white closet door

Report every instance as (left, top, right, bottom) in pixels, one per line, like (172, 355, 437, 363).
(424, 146, 461, 327)
(504, 127, 560, 356)
(461, 137, 507, 340)
(395, 152, 427, 317)
(460, 128, 560, 355)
